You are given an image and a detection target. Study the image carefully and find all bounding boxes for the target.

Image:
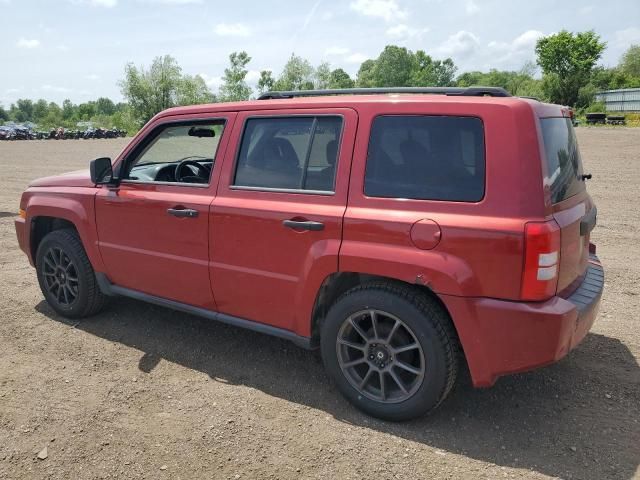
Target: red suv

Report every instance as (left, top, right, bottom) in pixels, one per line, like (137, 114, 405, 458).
(15, 87, 603, 420)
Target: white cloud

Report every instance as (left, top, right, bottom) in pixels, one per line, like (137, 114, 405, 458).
(324, 46, 350, 56)
(579, 5, 594, 15)
(465, 0, 479, 14)
(345, 53, 369, 64)
(245, 70, 262, 84)
(435, 30, 480, 58)
(321, 11, 334, 21)
(17, 38, 40, 48)
(385, 24, 428, 40)
(86, 74, 100, 80)
(42, 84, 71, 93)
(614, 27, 640, 47)
(214, 23, 251, 37)
(199, 73, 223, 90)
(140, 0, 202, 3)
(349, 0, 407, 23)
(69, 0, 117, 6)
(6, 88, 22, 94)
(56, 44, 70, 51)
(487, 30, 545, 64)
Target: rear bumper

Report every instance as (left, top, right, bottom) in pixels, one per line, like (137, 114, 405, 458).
(441, 255, 604, 387)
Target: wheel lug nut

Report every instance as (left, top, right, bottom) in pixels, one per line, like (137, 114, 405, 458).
(369, 355, 374, 360)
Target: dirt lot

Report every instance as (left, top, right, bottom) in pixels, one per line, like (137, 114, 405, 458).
(0, 130, 638, 480)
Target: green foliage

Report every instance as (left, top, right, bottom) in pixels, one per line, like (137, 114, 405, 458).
(584, 101, 606, 113)
(273, 54, 316, 90)
(257, 70, 275, 94)
(328, 68, 355, 89)
(0, 105, 8, 121)
(355, 46, 456, 88)
(456, 62, 543, 98)
(410, 51, 457, 87)
(315, 62, 332, 89)
(219, 51, 252, 102)
(621, 45, 640, 77)
(535, 30, 606, 106)
(120, 54, 213, 124)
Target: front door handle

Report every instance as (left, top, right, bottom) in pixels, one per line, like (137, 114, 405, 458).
(283, 219, 325, 231)
(167, 207, 199, 218)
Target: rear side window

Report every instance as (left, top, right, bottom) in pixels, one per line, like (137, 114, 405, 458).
(234, 116, 343, 192)
(364, 116, 485, 201)
(540, 118, 585, 204)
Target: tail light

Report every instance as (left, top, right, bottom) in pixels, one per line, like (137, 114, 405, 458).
(521, 220, 561, 301)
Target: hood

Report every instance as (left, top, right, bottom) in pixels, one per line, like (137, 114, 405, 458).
(29, 169, 96, 188)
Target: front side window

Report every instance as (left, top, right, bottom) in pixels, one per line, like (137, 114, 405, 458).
(364, 115, 485, 202)
(125, 120, 225, 184)
(234, 116, 343, 192)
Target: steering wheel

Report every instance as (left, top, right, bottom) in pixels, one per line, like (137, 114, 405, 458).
(175, 159, 209, 183)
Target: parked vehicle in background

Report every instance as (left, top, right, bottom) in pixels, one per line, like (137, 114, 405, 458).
(0, 126, 15, 140)
(14, 87, 603, 420)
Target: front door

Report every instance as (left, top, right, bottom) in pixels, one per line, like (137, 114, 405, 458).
(95, 114, 235, 309)
(210, 108, 357, 334)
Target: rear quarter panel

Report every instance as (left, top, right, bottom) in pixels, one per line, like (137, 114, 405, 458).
(342, 99, 545, 299)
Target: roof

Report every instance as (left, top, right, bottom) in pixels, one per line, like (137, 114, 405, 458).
(160, 93, 542, 118)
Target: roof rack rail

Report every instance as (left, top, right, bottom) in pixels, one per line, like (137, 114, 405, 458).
(258, 86, 511, 100)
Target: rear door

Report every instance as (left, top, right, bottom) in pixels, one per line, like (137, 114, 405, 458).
(539, 116, 594, 293)
(210, 108, 357, 334)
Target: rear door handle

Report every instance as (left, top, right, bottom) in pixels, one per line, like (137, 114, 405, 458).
(283, 219, 325, 231)
(167, 207, 199, 218)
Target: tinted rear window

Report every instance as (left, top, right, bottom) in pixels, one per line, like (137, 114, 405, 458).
(364, 115, 485, 202)
(540, 118, 585, 204)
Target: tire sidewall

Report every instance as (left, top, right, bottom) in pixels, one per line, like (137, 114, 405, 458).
(321, 286, 451, 421)
(36, 231, 91, 317)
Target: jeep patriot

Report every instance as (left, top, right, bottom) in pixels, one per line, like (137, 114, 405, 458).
(15, 87, 603, 420)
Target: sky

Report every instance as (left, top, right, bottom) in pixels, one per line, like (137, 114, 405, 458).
(1, 0, 639, 106)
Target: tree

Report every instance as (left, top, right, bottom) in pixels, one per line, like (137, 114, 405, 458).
(178, 75, 215, 105)
(0, 105, 8, 121)
(314, 62, 332, 89)
(219, 51, 252, 102)
(257, 70, 275, 94)
(371, 45, 414, 87)
(620, 45, 640, 77)
(274, 54, 315, 90)
(120, 54, 211, 124)
(356, 59, 377, 87)
(95, 97, 116, 116)
(328, 68, 355, 89)
(535, 30, 606, 106)
(410, 51, 457, 87)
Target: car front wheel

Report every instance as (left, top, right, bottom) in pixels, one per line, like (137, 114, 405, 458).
(36, 229, 107, 318)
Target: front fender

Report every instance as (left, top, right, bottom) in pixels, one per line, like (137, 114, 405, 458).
(23, 188, 103, 271)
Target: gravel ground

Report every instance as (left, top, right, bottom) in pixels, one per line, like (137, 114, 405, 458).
(0, 130, 638, 480)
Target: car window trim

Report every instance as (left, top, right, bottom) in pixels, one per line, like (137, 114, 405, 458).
(231, 113, 345, 195)
(120, 117, 227, 188)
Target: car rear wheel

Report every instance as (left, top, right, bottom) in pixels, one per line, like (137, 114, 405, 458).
(321, 282, 458, 421)
(36, 229, 107, 318)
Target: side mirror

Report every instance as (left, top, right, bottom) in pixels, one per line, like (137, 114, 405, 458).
(90, 157, 114, 185)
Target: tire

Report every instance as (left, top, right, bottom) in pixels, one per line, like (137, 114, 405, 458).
(36, 229, 107, 319)
(320, 282, 458, 421)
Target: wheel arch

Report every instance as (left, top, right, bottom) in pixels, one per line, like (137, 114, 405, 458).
(24, 193, 104, 272)
(310, 272, 466, 368)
